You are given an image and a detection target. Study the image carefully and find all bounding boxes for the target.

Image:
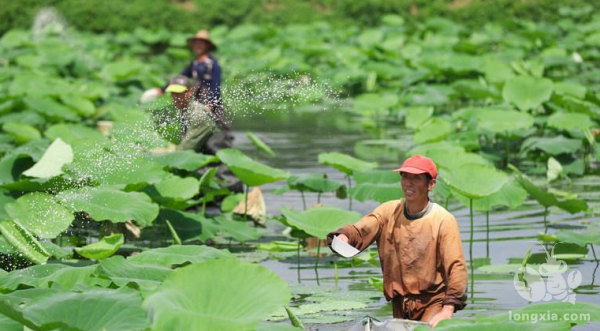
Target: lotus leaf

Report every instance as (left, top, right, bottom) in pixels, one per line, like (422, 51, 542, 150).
(441, 164, 507, 199)
(57, 186, 159, 226)
(5, 192, 73, 239)
(502, 76, 553, 111)
(128, 245, 234, 267)
(158, 208, 220, 242)
(147, 175, 200, 201)
(414, 117, 454, 144)
(350, 183, 403, 203)
(454, 180, 527, 211)
(75, 233, 124, 260)
(480, 57, 515, 83)
(547, 157, 562, 182)
(23, 97, 80, 122)
(554, 229, 600, 247)
(353, 93, 399, 116)
(98, 255, 172, 294)
(217, 148, 290, 186)
(318, 152, 378, 176)
(477, 109, 534, 133)
(547, 112, 593, 131)
(280, 206, 361, 239)
(287, 173, 342, 193)
(213, 215, 260, 242)
(2, 122, 40, 144)
(153, 150, 218, 172)
(145, 259, 291, 331)
(44, 123, 106, 147)
(22, 138, 73, 178)
(520, 136, 582, 156)
(246, 131, 276, 157)
(60, 95, 95, 116)
(0, 220, 49, 264)
(553, 81, 587, 99)
(405, 106, 434, 129)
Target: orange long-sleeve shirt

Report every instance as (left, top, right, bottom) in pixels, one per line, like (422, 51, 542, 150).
(328, 199, 468, 310)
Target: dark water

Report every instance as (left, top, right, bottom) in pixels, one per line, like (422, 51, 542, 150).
(231, 111, 600, 330)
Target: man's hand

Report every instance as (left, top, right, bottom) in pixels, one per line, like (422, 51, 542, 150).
(337, 234, 349, 243)
(428, 305, 454, 328)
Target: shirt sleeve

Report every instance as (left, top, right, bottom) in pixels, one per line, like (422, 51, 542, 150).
(439, 216, 468, 311)
(327, 204, 389, 252)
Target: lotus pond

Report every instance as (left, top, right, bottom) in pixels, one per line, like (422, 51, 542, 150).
(1, 7, 600, 331)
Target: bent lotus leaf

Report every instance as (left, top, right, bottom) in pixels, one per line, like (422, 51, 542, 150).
(57, 186, 159, 226)
(98, 256, 172, 295)
(217, 148, 290, 186)
(8, 287, 148, 331)
(75, 233, 124, 260)
(22, 138, 73, 179)
(280, 206, 362, 239)
(554, 229, 600, 247)
(477, 109, 534, 133)
(213, 215, 260, 243)
(145, 259, 291, 331)
(128, 245, 234, 267)
(454, 180, 527, 211)
(350, 183, 403, 203)
(318, 152, 378, 176)
(158, 208, 220, 242)
(152, 151, 218, 172)
(547, 112, 593, 131)
(147, 175, 200, 201)
(414, 117, 454, 144)
(284, 174, 342, 193)
(0, 220, 49, 264)
(6, 192, 73, 239)
(514, 174, 588, 214)
(441, 164, 507, 199)
(405, 106, 434, 129)
(246, 131, 276, 157)
(520, 136, 582, 156)
(503, 76, 553, 111)
(426, 150, 490, 170)
(354, 169, 400, 184)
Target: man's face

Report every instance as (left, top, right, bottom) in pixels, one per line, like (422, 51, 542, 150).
(171, 88, 193, 110)
(400, 172, 436, 201)
(191, 40, 209, 56)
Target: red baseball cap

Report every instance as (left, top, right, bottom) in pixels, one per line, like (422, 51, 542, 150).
(393, 155, 437, 179)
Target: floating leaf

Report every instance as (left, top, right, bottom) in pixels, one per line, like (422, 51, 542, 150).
(246, 131, 275, 157)
(6, 192, 73, 239)
(280, 206, 361, 239)
(503, 76, 553, 111)
(217, 148, 290, 186)
(75, 234, 124, 260)
(318, 152, 378, 176)
(57, 186, 159, 226)
(22, 138, 73, 179)
(145, 259, 291, 331)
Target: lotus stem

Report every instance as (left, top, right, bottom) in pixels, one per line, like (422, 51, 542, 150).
(590, 244, 598, 261)
(486, 211, 490, 258)
(317, 192, 321, 204)
(469, 198, 474, 304)
(334, 261, 339, 286)
(315, 239, 321, 272)
(301, 191, 306, 211)
(201, 200, 207, 217)
(297, 237, 301, 283)
(244, 185, 249, 222)
(543, 206, 548, 233)
(504, 139, 509, 168)
(347, 176, 353, 211)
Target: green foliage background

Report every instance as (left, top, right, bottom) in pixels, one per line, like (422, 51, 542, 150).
(2, 0, 600, 35)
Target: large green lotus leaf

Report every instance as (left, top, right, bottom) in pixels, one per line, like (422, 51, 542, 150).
(520, 136, 582, 156)
(553, 81, 587, 99)
(287, 173, 342, 193)
(213, 215, 260, 242)
(145, 259, 291, 331)
(65, 149, 168, 186)
(17, 287, 148, 331)
(318, 152, 378, 176)
(0, 264, 104, 291)
(23, 97, 80, 122)
(280, 206, 362, 239)
(5, 192, 73, 239)
(153, 151, 218, 172)
(408, 141, 465, 156)
(480, 57, 515, 83)
(128, 245, 234, 267)
(477, 109, 534, 133)
(75, 233, 123, 260)
(0, 220, 49, 264)
(414, 117, 454, 144)
(272, 300, 368, 318)
(57, 186, 158, 226)
(0, 313, 21, 331)
(158, 208, 220, 242)
(405, 106, 434, 129)
(246, 131, 275, 157)
(350, 183, 404, 203)
(59, 95, 96, 116)
(454, 180, 527, 211)
(147, 175, 200, 201)
(502, 76, 553, 111)
(353, 93, 398, 116)
(547, 112, 593, 131)
(555, 198, 588, 214)
(2, 122, 41, 144)
(0, 190, 15, 221)
(22, 138, 73, 179)
(354, 169, 400, 184)
(100, 58, 143, 82)
(10, 139, 51, 162)
(44, 123, 107, 148)
(217, 149, 290, 186)
(515, 174, 558, 208)
(98, 255, 172, 294)
(554, 229, 600, 247)
(426, 150, 490, 170)
(441, 164, 507, 199)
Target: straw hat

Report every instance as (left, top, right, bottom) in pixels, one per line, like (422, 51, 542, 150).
(186, 30, 217, 52)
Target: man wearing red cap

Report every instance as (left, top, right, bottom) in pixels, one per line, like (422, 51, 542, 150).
(327, 155, 468, 328)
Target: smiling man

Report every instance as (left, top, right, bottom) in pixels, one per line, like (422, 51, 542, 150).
(327, 155, 468, 328)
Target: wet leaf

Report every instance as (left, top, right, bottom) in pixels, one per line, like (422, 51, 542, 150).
(75, 233, 124, 260)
